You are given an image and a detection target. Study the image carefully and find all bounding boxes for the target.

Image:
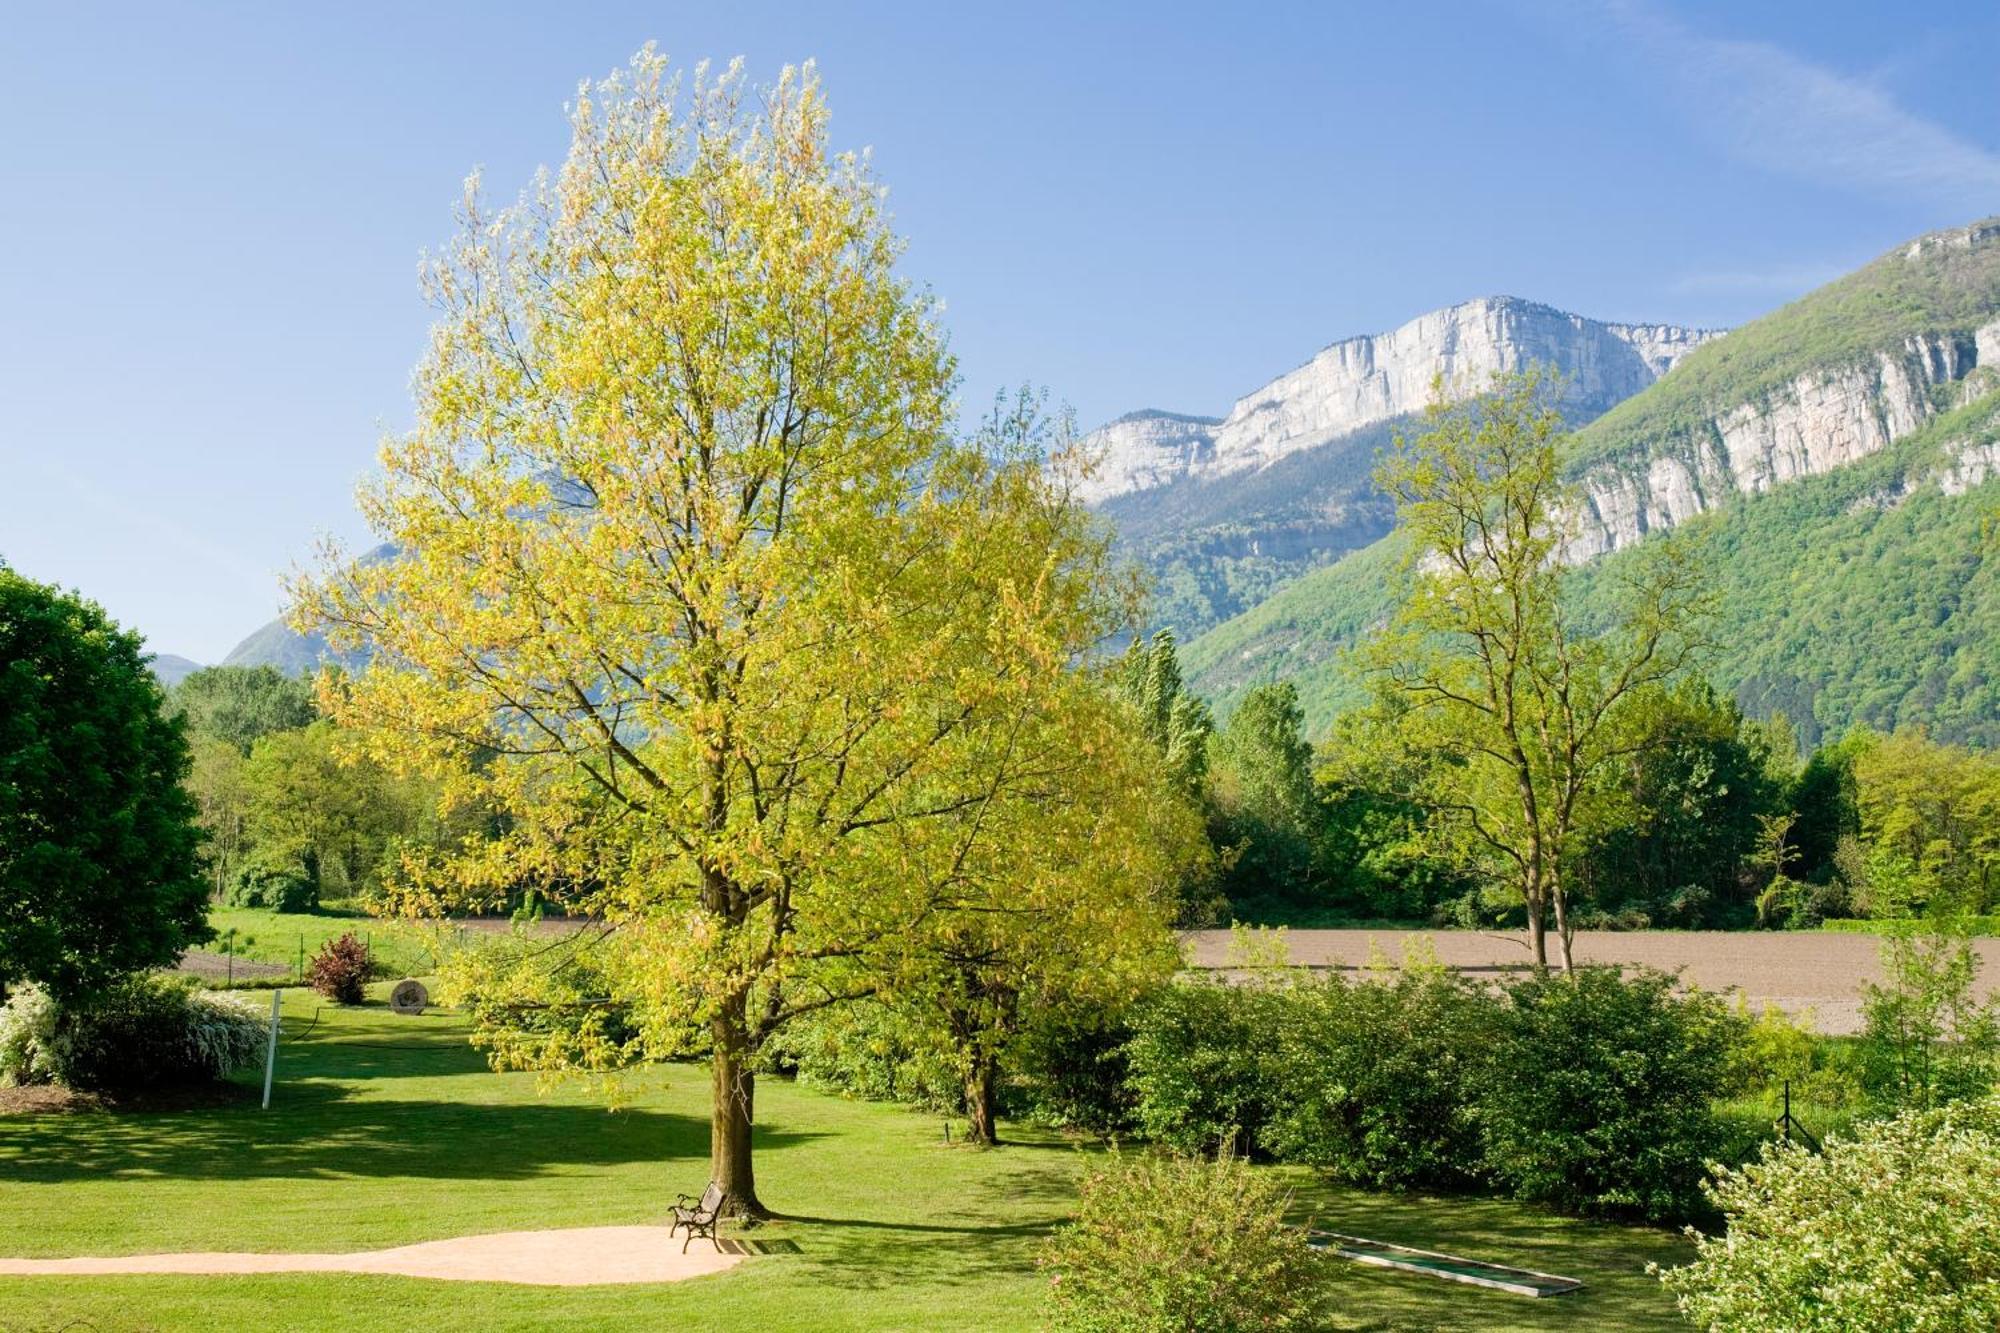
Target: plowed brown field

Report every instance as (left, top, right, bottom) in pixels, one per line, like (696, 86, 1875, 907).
(1185, 928, 2000, 1034)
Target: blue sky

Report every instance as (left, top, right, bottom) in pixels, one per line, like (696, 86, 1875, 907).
(2, 1, 1996, 662)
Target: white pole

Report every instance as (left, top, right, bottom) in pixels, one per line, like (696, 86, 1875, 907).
(262, 988, 281, 1110)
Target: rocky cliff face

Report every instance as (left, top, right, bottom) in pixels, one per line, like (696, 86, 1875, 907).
(1078, 297, 1718, 502)
(1565, 315, 2000, 560)
(1079, 411, 1223, 500)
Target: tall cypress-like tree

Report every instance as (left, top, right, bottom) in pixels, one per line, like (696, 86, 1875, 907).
(1118, 629, 1213, 795)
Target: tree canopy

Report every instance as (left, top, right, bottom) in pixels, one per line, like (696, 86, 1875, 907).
(0, 566, 209, 1001)
(1362, 371, 1710, 967)
(170, 664, 317, 755)
(300, 53, 1192, 1212)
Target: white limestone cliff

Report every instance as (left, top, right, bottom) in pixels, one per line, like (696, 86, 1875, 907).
(1563, 316, 2000, 560)
(1078, 297, 1719, 502)
(1076, 411, 1222, 501)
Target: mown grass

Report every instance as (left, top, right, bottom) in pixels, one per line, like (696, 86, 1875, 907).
(0, 988, 1693, 1331)
(197, 904, 564, 984)
(201, 904, 437, 980)
(1822, 915, 2000, 937)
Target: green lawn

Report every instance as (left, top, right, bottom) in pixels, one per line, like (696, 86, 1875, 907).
(200, 904, 438, 979)
(198, 905, 547, 982)
(0, 989, 1693, 1331)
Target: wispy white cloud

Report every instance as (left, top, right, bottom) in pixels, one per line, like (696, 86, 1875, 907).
(1596, 0, 2000, 210)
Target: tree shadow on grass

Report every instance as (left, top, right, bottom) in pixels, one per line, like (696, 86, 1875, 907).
(1285, 1182, 1694, 1332)
(760, 1211, 1064, 1291)
(0, 1082, 825, 1185)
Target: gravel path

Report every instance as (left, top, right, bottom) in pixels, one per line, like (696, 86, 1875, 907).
(0, 1226, 745, 1286)
(1183, 929, 2000, 1035)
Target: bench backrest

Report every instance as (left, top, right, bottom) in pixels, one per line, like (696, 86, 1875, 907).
(697, 1181, 725, 1219)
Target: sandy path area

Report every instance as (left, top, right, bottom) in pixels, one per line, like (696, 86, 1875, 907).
(1184, 929, 2000, 1035)
(0, 1225, 745, 1286)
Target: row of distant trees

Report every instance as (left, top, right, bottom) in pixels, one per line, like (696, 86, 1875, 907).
(1151, 635, 2000, 930)
(172, 665, 486, 912)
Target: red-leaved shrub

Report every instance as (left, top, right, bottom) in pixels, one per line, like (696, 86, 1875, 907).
(307, 933, 371, 1004)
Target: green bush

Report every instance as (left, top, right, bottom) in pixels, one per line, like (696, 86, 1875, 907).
(1262, 963, 1495, 1188)
(1009, 1003, 1141, 1134)
(1124, 980, 1284, 1155)
(1039, 1147, 1332, 1331)
(1479, 967, 1745, 1222)
(1119, 963, 1755, 1219)
(226, 853, 319, 913)
(1661, 1096, 2000, 1332)
(1859, 924, 1999, 1111)
(762, 999, 961, 1113)
(0, 975, 268, 1091)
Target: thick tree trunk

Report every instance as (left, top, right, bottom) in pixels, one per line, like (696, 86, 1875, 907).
(710, 992, 767, 1219)
(964, 1057, 999, 1147)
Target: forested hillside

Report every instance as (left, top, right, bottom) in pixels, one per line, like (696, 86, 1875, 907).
(1185, 219, 2000, 745)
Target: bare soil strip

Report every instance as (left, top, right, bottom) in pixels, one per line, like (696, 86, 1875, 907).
(172, 949, 289, 981)
(0, 1226, 745, 1286)
(1184, 929, 2000, 1035)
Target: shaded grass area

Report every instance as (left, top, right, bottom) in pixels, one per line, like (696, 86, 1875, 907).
(0, 989, 1692, 1331)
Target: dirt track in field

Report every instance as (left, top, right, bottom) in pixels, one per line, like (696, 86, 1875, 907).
(173, 949, 289, 981)
(1183, 929, 2000, 1035)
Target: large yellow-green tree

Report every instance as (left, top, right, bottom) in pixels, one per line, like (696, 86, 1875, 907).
(1850, 729, 2000, 916)
(298, 53, 1189, 1215)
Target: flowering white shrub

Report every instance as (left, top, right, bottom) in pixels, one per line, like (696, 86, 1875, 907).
(1660, 1095, 2000, 1332)
(0, 984, 61, 1085)
(0, 976, 268, 1090)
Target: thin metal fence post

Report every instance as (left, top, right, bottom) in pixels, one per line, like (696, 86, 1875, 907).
(261, 988, 281, 1109)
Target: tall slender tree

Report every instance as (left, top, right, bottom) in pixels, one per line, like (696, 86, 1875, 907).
(1212, 682, 1322, 906)
(1365, 370, 1709, 969)
(1118, 629, 1212, 795)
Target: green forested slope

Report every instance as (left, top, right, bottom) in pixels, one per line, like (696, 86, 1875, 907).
(1183, 320, 2000, 743)
(1573, 220, 2000, 471)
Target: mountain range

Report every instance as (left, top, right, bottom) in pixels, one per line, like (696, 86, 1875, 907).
(215, 216, 2000, 749)
(147, 653, 204, 687)
(1084, 297, 1720, 639)
(1181, 217, 2000, 747)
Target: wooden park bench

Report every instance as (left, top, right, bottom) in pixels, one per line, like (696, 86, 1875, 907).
(669, 1181, 727, 1253)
